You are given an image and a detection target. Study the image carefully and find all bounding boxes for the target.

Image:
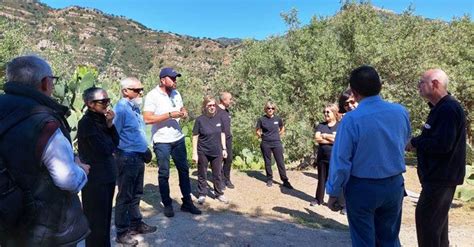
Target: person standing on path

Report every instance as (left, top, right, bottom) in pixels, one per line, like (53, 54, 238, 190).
(217, 92, 234, 189)
(113, 77, 157, 246)
(256, 101, 294, 189)
(311, 103, 340, 206)
(192, 96, 228, 204)
(78, 87, 119, 247)
(326, 65, 411, 246)
(143, 67, 201, 217)
(406, 69, 466, 247)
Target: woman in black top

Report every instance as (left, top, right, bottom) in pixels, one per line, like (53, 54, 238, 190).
(77, 87, 119, 247)
(311, 103, 339, 206)
(256, 101, 293, 189)
(192, 96, 228, 204)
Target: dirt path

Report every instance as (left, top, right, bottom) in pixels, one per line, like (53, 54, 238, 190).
(108, 166, 473, 246)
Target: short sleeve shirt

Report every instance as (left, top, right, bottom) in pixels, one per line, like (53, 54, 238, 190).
(314, 121, 339, 162)
(193, 114, 224, 157)
(216, 107, 232, 139)
(256, 115, 283, 142)
(143, 86, 184, 143)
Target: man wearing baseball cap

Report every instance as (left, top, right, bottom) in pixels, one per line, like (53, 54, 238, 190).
(143, 67, 201, 217)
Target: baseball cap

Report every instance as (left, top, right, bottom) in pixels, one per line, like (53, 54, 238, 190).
(159, 67, 182, 78)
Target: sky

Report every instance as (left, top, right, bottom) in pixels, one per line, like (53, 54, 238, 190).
(41, 0, 473, 40)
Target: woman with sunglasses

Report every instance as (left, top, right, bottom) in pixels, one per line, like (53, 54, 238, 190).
(77, 87, 119, 247)
(192, 95, 228, 204)
(256, 101, 293, 189)
(311, 103, 340, 207)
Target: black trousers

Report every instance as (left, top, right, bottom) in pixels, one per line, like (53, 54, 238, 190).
(260, 142, 288, 181)
(82, 182, 115, 247)
(315, 160, 329, 203)
(197, 153, 224, 197)
(416, 184, 456, 247)
(221, 138, 233, 182)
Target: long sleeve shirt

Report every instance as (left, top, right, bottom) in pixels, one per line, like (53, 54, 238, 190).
(113, 98, 148, 153)
(326, 95, 411, 197)
(411, 95, 466, 186)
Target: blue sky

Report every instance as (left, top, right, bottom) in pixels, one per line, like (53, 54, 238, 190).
(41, 0, 473, 40)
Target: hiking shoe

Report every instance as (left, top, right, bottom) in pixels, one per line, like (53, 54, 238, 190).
(310, 199, 321, 206)
(266, 180, 273, 187)
(282, 180, 294, 189)
(116, 231, 138, 246)
(130, 221, 157, 235)
(163, 205, 174, 217)
(225, 180, 235, 189)
(181, 198, 202, 215)
(197, 196, 206, 205)
(217, 195, 229, 204)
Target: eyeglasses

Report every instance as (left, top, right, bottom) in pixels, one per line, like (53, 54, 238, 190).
(207, 104, 216, 107)
(92, 98, 111, 105)
(127, 88, 143, 93)
(344, 100, 355, 106)
(47, 76, 60, 83)
(323, 110, 331, 114)
(266, 107, 275, 110)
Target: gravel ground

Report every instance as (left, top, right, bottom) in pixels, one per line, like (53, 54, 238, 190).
(81, 166, 473, 246)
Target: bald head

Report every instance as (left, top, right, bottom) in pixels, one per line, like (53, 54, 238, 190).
(419, 69, 449, 105)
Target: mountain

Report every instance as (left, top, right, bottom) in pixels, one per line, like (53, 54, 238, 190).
(0, 0, 242, 80)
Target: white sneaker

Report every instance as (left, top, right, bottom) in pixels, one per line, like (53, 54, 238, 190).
(197, 196, 206, 204)
(217, 195, 228, 204)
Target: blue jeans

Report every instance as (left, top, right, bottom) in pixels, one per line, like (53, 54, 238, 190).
(345, 174, 404, 247)
(114, 151, 144, 234)
(153, 138, 191, 206)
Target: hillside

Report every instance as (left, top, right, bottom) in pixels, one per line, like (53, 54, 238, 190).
(0, 0, 242, 80)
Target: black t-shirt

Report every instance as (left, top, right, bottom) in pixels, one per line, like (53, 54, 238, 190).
(216, 106, 232, 140)
(314, 121, 339, 163)
(193, 114, 224, 157)
(256, 115, 283, 142)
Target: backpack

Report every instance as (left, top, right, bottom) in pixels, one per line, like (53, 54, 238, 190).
(0, 107, 52, 233)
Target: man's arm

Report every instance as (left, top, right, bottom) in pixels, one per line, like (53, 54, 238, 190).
(42, 129, 88, 193)
(143, 111, 183, 125)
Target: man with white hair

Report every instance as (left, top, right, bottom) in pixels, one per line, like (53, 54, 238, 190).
(113, 77, 156, 245)
(407, 69, 467, 247)
(0, 55, 90, 245)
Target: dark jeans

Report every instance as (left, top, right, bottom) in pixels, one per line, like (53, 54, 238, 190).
(260, 141, 288, 181)
(197, 153, 224, 197)
(416, 184, 456, 247)
(114, 151, 145, 234)
(315, 160, 329, 203)
(221, 138, 233, 182)
(82, 182, 115, 247)
(153, 137, 192, 206)
(345, 174, 404, 247)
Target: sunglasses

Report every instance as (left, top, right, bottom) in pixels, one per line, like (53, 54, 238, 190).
(323, 110, 331, 114)
(127, 88, 143, 93)
(93, 98, 111, 105)
(266, 107, 275, 110)
(344, 100, 355, 106)
(47, 76, 60, 83)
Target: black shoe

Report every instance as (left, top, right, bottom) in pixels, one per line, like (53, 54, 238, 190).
(116, 231, 139, 246)
(266, 180, 273, 187)
(181, 198, 202, 215)
(130, 221, 157, 235)
(225, 180, 235, 189)
(164, 205, 174, 217)
(282, 180, 294, 189)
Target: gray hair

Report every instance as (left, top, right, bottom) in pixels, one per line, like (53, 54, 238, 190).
(219, 92, 231, 102)
(120, 77, 140, 89)
(82, 87, 106, 103)
(6, 55, 53, 88)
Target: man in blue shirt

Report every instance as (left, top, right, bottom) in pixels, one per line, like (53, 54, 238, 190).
(326, 65, 411, 247)
(114, 77, 156, 245)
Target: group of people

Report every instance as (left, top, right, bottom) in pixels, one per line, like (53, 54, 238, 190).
(0, 55, 467, 247)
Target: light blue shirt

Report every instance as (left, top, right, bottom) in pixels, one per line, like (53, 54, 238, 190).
(326, 95, 411, 197)
(113, 98, 148, 153)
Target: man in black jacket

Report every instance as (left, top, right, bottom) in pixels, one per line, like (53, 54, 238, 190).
(407, 69, 467, 247)
(0, 55, 90, 246)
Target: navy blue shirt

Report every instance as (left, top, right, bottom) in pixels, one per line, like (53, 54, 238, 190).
(411, 95, 466, 186)
(193, 114, 224, 157)
(315, 121, 340, 163)
(256, 115, 283, 143)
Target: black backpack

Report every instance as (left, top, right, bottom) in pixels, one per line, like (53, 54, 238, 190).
(0, 107, 52, 233)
